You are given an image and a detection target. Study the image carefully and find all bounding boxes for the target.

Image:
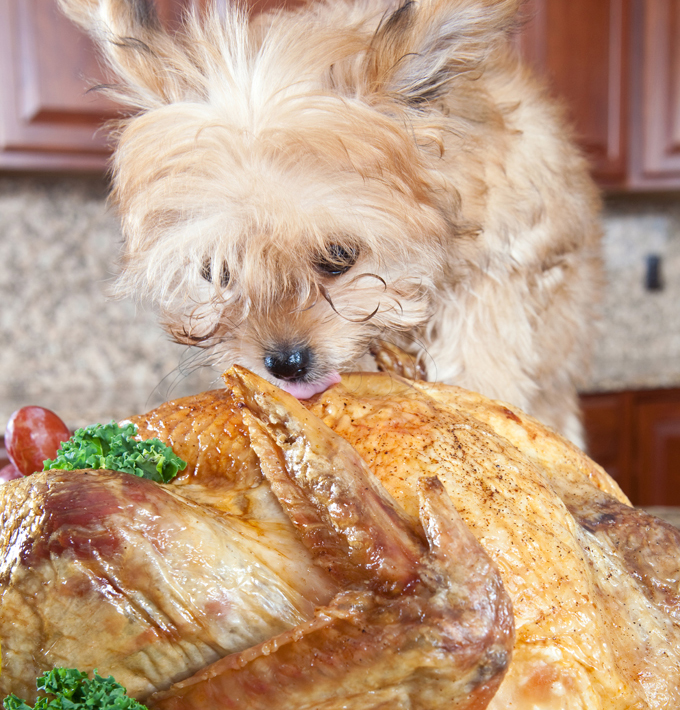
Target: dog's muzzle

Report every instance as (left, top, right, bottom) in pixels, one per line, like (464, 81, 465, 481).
(264, 346, 313, 382)
(262, 345, 342, 400)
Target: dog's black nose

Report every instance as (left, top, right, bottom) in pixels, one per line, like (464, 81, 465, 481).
(264, 347, 313, 381)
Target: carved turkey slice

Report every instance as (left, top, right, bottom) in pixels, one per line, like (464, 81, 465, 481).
(1, 367, 679, 710)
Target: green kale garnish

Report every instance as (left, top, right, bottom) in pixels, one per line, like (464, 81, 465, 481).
(3, 668, 148, 710)
(43, 421, 186, 484)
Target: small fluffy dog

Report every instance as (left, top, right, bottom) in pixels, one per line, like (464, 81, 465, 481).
(61, 0, 602, 445)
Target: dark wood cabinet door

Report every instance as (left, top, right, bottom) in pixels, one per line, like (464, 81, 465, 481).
(3, 0, 680, 182)
(519, 0, 630, 187)
(581, 391, 635, 498)
(629, 0, 680, 188)
(581, 388, 680, 507)
(636, 399, 680, 506)
(0, 0, 299, 172)
(0, 0, 116, 171)
(0, 0, 202, 172)
(0, 0, 187, 171)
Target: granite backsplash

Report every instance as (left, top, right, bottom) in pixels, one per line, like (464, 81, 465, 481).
(590, 194, 680, 392)
(0, 177, 216, 428)
(1, 176, 679, 429)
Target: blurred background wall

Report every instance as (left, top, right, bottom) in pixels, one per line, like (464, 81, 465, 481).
(2, 177, 679, 427)
(0, 177, 215, 427)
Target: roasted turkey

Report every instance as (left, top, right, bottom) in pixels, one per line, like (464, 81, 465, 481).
(1, 367, 680, 709)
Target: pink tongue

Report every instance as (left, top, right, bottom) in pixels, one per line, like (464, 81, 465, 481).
(279, 372, 342, 400)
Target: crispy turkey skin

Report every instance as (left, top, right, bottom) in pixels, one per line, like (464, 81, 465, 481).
(1, 368, 680, 709)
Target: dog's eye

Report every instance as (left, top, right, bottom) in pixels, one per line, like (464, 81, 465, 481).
(315, 244, 359, 276)
(200, 258, 230, 288)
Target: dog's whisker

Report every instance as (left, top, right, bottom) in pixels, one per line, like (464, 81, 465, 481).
(318, 283, 381, 324)
(147, 352, 202, 405)
(179, 324, 221, 344)
(347, 272, 388, 291)
(297, 292, 319, 313)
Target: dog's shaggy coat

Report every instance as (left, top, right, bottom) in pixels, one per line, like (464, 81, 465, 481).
(60, 0, 602, 446)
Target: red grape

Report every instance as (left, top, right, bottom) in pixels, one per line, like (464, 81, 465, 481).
(5, 406, 71, 476)
(0, 462, 22, 483)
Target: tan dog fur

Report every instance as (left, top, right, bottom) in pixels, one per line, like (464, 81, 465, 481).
(60, 0, 602, 446)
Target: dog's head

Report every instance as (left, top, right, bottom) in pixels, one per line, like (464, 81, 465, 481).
(61, 0, 520, 396)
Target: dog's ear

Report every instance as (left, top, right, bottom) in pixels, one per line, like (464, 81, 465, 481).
(58, 0, 203, 108)
(365, 0, 522, 106)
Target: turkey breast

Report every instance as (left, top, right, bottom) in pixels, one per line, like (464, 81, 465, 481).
(1, 368, 679, 709)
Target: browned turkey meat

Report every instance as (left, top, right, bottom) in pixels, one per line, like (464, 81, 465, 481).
(1, 367, 679, 709)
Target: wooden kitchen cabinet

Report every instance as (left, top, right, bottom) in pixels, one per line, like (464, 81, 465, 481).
(580, 390, 635, 495)
(0, 0, 209, 172)
(581, 387, 680, 506)
(519, 0, 630, 188)
(521, 0, 680, 190)
(629, 0, 680, 189)
(0, 0, 114, 171)
(0, 0, 180, 172)
(636, 397, 680, 506)
(0, 0, 297, 172)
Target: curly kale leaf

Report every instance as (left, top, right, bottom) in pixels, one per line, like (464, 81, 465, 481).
(3, 668, 148, 710)
(43, 421, 186, 483)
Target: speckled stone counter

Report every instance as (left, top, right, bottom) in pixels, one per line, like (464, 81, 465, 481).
(586, 195, 680, 393)
(0, 177, 215, 429)
(2, 178, 680, 429)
